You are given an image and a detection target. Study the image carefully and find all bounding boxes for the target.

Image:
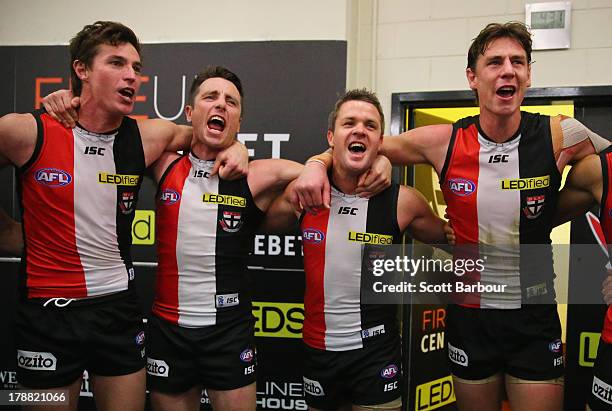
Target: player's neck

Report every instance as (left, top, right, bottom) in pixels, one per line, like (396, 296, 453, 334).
(479, 110, 521, 143)
(191, 141, 220, 161)
(331, 167, 360, 195)
(78, 97, 123, 133)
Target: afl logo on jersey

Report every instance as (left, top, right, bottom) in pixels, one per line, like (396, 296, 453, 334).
(302, 228, 325, 244)
(34, 168, 72, 187)
(448, 178, 475, 196)
(159, 189, 180, 205)
(240, 349, 254, 363)
(380, 364, 399, 379)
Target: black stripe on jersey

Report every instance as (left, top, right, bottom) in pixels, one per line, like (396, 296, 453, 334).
(155, 154, 186, 200)
(440, 116, 478, 182)
(214, 177, 264, 324)
(113, 117, 145, 276)
(360, 184, 402, 343)
(19, 110, 47, 173)
(517, 112, 560, 303)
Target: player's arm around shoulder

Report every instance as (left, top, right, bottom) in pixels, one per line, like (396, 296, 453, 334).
(260, 180, 302, 233)
(248, 159, 303, 211)
(137, 118, 192, 167)
(381, 124, 452, 173)
(150, 151, 182, 184)
(0, 113, 37, 168)
(397, 185, 447, 244)
(554, 153, 601, 226)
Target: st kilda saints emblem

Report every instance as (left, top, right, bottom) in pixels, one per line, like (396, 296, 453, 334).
(523, 195, 545, 219)
(219, 210, 243, 233)
(119, 191, 136, 214)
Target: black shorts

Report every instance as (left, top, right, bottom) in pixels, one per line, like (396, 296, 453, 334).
(146, 314, 257, 393)
(303, 332, 401, 410)
(588, 339, 612, 411)
(16, 290, 146, 388)
(446, 304, 563, 381)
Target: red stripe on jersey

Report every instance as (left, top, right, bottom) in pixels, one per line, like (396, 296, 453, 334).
(21, 114, 86, 298)
(152, 157, 191, 324)
(441, 124, 481, 307)
(301, 210, 330, 350)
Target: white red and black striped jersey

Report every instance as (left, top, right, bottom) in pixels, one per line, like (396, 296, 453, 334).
(152, 153, 263, 328)
(301, 184, 401, 351)
(18, 111, 145, 299)
(441, 112, 561, 308)
(598, 146, 612, 343)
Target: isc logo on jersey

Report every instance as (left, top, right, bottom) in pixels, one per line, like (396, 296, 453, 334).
(448, 178, 475, 196)
(35, 168, 72, 187)
(216, 293, 240, 308)
(159, 189, 180, 206)
(302, 228, 325, 244)
(17, 350, 57, 371)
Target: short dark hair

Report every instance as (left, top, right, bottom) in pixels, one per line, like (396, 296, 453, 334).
(69, 21, 141, 96)
(467, 21, 532, 71)
(188, 65, 244, 112)
(328, 88, 384, 133)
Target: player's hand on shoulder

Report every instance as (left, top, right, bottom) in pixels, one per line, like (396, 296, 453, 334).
(212, 140, 249, 180)
(42, 89, 80, 128)
(290, 160, 330, 214)
(355, 154, 391, 198)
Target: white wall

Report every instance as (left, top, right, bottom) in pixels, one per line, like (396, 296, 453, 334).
(355, 0, 612, 130)
(0, 0, 348, 44)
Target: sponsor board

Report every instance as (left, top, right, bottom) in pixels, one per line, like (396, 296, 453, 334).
(132, 209, 155, 245)
(252, 301, 304, 338)
(579, 332, 601, 367)
(415, 375, 455, 411)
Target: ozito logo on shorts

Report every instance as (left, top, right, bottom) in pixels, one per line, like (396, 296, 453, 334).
(135, 331, 145, 346)
(34, 168, 72, 187)
(302, 228, 324, 244)
(17, 350, 57, 371)
(448, 343, 469, 366)
(146, 358, 169, 377)
(380, 364, 398, 379)
(303, 377, 325, 396)
(592, 376, 612, 405)
(448, 178, 475, 197)
(548, 339, 562, 353)
(159, 189, 180, 206)
(240, 349, 254, 363)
